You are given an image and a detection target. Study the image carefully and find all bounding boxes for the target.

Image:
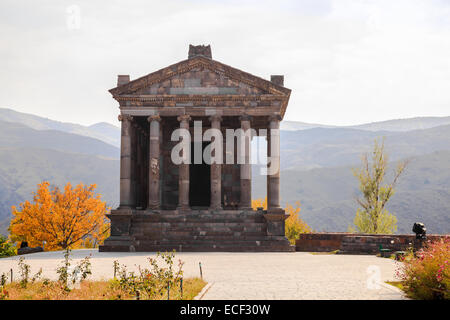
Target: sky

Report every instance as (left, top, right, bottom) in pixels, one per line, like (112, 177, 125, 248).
(0, 0, 449, 127)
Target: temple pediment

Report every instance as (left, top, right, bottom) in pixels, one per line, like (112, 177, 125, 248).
(109, 55, 290, 98)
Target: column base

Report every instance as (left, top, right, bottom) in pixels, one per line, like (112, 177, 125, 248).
(117, 205, 134, 210)
(177, 206, 191, 212)
(264, 210, 289, 236)
(147, 202, 161, 210)
(105, 208, 133, 239)
(267, 207, 285, 214)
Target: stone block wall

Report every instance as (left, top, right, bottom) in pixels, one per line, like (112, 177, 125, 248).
(296, 232, 449, 254)
(135, 67, 265, 96)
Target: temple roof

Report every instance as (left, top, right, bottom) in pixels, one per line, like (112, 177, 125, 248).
(109, 45, 291, 118)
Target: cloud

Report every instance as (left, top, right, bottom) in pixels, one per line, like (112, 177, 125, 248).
(0, 0, 449, 126)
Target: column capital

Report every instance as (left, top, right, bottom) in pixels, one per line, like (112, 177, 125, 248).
(209, 115, 222, 123)
(268, 114, 282, 122)
(147, 115, 161, 123)
(177, 114, 191, 123)
(118, 114, 133, 122)
(239, 114, 252, 122)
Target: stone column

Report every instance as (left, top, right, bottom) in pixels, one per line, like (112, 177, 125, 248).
(210, 115, 222, 210)
(239, 115, 252, 210)
(267, 115, 282, 211)
(118, 114, 134, 208)
(177, 115, 191, 210)
(147, 115, 161, 209)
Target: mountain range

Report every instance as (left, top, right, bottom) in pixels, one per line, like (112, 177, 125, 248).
(0, 108, 120, 147)
(0, 107, 448, 235)
(281, 116, 450, 132)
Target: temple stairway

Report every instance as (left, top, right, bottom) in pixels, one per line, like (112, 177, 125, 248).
(100, 210, 295, 252)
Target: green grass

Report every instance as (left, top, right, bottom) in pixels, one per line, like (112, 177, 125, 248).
(385, 281, 405, 291)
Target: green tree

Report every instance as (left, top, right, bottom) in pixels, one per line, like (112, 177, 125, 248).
(0, 234, 16, 257)
(349, 139, 407, 234)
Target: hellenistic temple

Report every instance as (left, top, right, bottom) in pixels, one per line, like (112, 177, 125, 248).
(100, 45, 294, 252)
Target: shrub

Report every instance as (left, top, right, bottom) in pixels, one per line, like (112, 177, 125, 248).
(284, 202, 312, 244)
(397, 239, 449, 299)
(113, 251, 184, 299)
(0, 235, 16, 258)
(56, 248, 92, 290)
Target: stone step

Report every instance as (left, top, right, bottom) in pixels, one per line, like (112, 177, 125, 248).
(131, 226, 267, 233)
(133, 234, 278, 241)
(135, 245, 295, 252)
(134, 239, 290, 246)
(130, 222, 267, 228)
(134, 240, 294, 252)
(100, 244, 295, 252)
(102, 209, 292, 252)
(132, 217, 267, 224)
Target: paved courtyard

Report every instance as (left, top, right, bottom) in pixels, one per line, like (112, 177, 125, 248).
(0, 250, 405, 299)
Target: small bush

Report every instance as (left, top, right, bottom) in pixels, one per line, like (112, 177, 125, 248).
(0, 235, 16, 258)
(397, 239, 449, 300)
(284, 202, 312, 244)
(56, 248, 92, 290)
(113, 251, 184, 299)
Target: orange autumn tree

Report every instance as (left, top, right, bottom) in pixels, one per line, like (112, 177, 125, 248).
(9, 182, 110, 250)
(252, 197, 311, 244)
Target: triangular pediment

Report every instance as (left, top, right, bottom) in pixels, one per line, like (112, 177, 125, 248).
(109, 56, 290, 97)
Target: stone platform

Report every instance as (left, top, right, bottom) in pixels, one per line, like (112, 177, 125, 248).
(100, 209, 294, 252)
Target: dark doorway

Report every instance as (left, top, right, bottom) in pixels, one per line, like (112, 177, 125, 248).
(189, 142, 211, 207)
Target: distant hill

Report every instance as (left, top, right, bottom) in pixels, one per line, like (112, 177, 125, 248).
(88, 122, 121, 146)
(282, 116, 450, 132)
(4, 108, 450, 145)
(253, 150, 450, 234)
(0, 147, 119, 235)
(352, 116, 450, 132)
(0, 108, 120, 147)
(0, 120, 119, 159)
(280, 125, 450, 170)
(281, 121, 335, 131)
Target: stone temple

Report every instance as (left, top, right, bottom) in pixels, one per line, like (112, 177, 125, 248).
(100, 45, 294, 252)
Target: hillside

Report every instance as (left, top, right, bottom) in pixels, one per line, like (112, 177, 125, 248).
(254, 150, 450, 234)
(0, 147, 119, 235)
(352, 116, 450, 132)
(281, 121, 335, 131)
(0, 120, 119, 159)
(0, 108, 120, 147)
(282, 116, 450, 132)
(280, 125, 450, 170)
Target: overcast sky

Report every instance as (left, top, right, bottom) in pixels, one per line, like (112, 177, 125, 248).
(1, 0, 449, 127)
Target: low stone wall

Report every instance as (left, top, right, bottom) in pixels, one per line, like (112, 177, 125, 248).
(295, 233, 357, 252)
(296, 232, 449, 254)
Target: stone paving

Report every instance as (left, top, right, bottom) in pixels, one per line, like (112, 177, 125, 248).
(0, 250, 406, 300)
